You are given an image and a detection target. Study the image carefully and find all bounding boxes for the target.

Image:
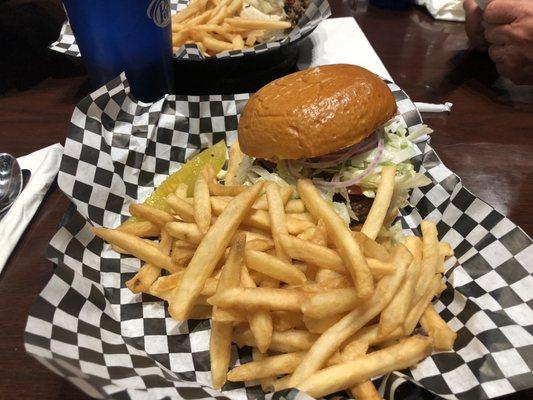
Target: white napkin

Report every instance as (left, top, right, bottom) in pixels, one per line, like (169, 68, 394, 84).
(0, 143, 63, 274)
(297, 17, 393, 81)
(416, 0, 465, 21)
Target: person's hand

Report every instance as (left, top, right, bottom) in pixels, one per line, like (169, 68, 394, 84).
(484, 0, 533, 85)
(464, 0, 489, 51)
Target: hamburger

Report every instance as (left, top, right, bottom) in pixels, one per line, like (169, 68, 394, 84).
(235, 64, 431, 236)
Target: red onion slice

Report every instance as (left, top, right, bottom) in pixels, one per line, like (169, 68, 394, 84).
(285, 160, 305, 179)
(312, 136, 385, 189)
(297, 133, 379, 169)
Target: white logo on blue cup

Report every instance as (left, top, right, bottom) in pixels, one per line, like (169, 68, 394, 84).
(147, 0, 170, 28)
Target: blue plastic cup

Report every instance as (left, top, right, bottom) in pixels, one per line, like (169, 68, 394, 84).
(62, 0, 174, 102)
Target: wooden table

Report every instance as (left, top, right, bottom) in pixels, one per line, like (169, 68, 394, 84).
(0, 1, 531, 399)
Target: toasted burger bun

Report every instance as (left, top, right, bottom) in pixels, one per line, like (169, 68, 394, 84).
(238, 64, 397, 160)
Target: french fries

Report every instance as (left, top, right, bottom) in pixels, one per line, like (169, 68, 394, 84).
(171, 0, 294, 57)
(361, 166, 396, 240)
(93, 227, 180, 272)
(227, 352, 305, 381)
(245, 250, 306, 285)
(193, 173, 211, 234)
(297, 335, 433, 398)
(169, 181, 263, 320)
(97, 140, 456, 398)
(298, 179, 374, 299)
(210, 233, 245, 388)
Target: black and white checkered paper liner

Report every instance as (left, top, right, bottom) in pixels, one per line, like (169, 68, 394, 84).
(24, 74, 533, 400)
(50, 0, 330, 60)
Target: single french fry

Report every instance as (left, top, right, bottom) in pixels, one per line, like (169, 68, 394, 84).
(245, 239, 274, 252)
(254, 186, 293, 210)
(93, 228, 180, 273)
(420, 305, 456, 350)
(172, 0, 208, 24)
(350, 381, 382, 400)
(212, 233, 246, 319)
(297, 335, 433, 398)
(168, 181, 263, 320)
(245, 250, 306, 285)
(297, 226, 316, 242)
(211, 197, 314, 234)
(252, 348, 276, 392)
(208, 287, 305, 312)
(226, 0, 243, 15)
(208, 4, 227, 25)
(166, 193, 196, 222)
(227, 352, 306, 381)
(361, 166, 396, 240)
(301, 289, 360, 319)
(150, 271, 218, 297)
(298, 179, 374, 299)
(366, 258, 394, 279)
(280, 234, 345, 273)
(353, 231, 391, 262)
(118, 220, 160, 237)
(193, 174, 211, 235)
(234, 328, 318, 352)
(266, 182, 291, 262)
(404, 276, 441, 334)
(272, 311, 304, 331)
(225, 17, 292, 30)
(241, 266, 273, 353)
(303, 314, 345, 334)
(289, 245, 411, 387)
(112, 238, 158, 255)
(210, 320, 232, 389)
(286, 199, 305, 213)
(379, 236, 422, 336)
(129, 204, 174, 227)
(202, 34, 234, 53)
(311, 219, 328, 246)
(166, 221, 203, 244)
(203, 165, 246, 195)
(413, 221, 440, 305)
(172, 240, 196, 250)
(211, 307, 247, 323)
(232, 34, 244, 50)
(126, 229, 173, 293)
(439, 241, 454, 258)
(245, 29, 262, 46)
(171, 247, 196, 265)
(315, 269, 345, 283)
(225, 140, 245, 186)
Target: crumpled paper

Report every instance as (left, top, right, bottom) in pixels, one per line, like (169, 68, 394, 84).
(416, 0, 465, 22)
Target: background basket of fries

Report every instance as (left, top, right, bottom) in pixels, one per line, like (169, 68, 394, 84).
(51, 0, 330, 93)
(24, 75, 533, 400)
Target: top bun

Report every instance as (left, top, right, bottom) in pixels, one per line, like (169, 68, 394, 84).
(238, 64, 397, 160)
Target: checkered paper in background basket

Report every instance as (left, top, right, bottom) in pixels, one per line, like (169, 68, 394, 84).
(50, 0, 331, 60)
(24, 74, 533, 400)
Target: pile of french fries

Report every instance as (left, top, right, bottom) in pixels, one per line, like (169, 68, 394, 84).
(93, 141, 457, 398)
(171, 0, 292, 56)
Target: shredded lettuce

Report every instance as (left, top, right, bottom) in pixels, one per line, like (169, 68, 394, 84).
(239, 117, 432, 228)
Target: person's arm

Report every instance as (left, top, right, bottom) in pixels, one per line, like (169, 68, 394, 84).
(463, 0, 489, 51)
(483, 0, 533, 85)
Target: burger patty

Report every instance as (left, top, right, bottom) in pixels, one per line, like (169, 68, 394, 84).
(284, 0, 309, 25)
(349, 195, 374, 223)
(332, 193, 374, 223)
